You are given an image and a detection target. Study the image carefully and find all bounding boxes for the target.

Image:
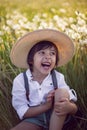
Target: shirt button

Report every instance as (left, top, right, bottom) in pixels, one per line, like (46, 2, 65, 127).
(39, 88, 41, 90)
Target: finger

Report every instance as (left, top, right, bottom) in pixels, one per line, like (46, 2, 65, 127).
(48, 90, 55, 94)
(55, 112, 66, 116)
(47, 93, 54, 98)
(56, 98, 69, 102)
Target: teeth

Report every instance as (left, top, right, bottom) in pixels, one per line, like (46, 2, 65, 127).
(42, 63, 50, 67)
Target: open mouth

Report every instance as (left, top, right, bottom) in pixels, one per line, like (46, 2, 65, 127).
(41, 62, 51, 68)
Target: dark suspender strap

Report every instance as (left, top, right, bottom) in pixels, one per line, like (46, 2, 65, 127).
(51, 69, 58, 90)
(23, 71, 29, 101)
(23, 70, 58, 102)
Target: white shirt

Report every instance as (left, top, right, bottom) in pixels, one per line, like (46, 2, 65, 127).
(12, 69, 77, 119)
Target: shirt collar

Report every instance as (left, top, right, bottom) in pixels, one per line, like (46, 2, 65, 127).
(26, 69, 33, 80)
(26, 69, 51, 82)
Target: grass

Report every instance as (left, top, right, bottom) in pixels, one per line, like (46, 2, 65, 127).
(0, 0, 87, 129)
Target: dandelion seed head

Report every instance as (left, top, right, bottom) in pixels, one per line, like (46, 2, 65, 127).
(59, 9, 66, 13)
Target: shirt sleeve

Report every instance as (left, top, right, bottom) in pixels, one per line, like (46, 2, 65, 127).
(12, 73, 29, 119)
(56, 71, 77, 102)
(69, 89, 77, 102)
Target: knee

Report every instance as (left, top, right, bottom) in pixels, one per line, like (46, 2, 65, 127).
(55, 88, 70, 102)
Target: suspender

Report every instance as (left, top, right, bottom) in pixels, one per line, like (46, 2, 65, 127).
(51, 70, 58, 90)
(23, 72, 29, 101)
(23, 70, 58, 101)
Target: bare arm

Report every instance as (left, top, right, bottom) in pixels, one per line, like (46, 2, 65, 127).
(23, 102, 50, 118)
(69, 101, 78, 114)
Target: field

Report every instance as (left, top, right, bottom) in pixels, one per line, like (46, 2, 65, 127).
(0, 0, 87, 130)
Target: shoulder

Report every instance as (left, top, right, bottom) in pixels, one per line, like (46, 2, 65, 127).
(54, 70, 66, 84)
(54, 70, 69, 88)
(12, 72, 24, 92)
(13, 69, 31, 84)
(13, 72, 24, 83)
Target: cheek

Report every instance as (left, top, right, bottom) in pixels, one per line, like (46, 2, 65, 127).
(33, 56, 41, 66)
(53, 57, 56, 64)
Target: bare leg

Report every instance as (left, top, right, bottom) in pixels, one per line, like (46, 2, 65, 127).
(10, 121, 43, 130)
(49, 88, 70, 130)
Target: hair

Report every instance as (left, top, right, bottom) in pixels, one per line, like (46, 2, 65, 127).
(27, 40, 59, 71)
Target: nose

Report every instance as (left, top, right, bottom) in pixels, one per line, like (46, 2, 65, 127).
(45, 53, 51, 59)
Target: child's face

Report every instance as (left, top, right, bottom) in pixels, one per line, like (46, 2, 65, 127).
(33, 47, 56, 75)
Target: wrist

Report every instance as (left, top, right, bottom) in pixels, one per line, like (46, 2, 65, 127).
(44, 101, 52, 110)
(69, 101, 78, 114)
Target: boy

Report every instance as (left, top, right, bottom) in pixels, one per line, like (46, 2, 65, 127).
(10, 29, 77, 130)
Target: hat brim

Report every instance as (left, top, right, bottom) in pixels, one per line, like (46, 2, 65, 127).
(10, 29, 74, 68)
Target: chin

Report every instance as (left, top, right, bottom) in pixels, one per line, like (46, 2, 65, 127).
(41, 70, 50, 75)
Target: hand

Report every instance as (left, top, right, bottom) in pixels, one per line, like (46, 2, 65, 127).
(54, 98, 72, 116)
(45, 90, 55, 109)
(46, 90, 55, 102)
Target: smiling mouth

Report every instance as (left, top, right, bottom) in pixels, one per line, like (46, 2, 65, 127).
(41, 63, 51, 68)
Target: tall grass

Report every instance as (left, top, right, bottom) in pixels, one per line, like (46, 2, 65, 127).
(59, 44, 87, 130)
(0, 0, 87, 129)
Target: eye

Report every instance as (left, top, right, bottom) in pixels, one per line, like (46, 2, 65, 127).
(50, 51, 56, 56)
(38, 50, 45, 55)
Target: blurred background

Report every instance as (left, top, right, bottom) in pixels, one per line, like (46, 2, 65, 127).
(0, 0, 87, 130)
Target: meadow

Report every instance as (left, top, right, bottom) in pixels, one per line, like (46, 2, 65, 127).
(0, 0, 87, 129)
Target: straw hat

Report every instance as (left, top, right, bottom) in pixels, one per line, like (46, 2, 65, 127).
(10, 29, 74, 68)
